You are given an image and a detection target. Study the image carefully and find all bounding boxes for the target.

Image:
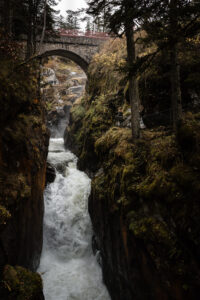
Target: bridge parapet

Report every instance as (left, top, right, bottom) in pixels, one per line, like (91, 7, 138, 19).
(19, 33, 108, 47)
(47, 35, 108, 46)
(19, 33, 109, 72)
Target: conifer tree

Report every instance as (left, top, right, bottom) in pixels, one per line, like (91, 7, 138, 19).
(66, 9, 84, 30)
(87, 0, 143, 140)
(142, 0, 200, 130)
(88, 0, 200, 133)
(0, 0, 59, 57)
(85, 17, 92, 32)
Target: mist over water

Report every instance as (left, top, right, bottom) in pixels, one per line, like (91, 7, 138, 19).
(38, 138, 110, 300)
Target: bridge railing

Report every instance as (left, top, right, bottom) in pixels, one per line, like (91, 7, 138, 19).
(59, 29, 110, 39)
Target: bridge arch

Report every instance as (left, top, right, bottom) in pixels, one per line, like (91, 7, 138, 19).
(39, 49, 89, 74)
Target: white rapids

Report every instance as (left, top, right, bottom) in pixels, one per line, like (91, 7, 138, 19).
(38, 138, 110, 300)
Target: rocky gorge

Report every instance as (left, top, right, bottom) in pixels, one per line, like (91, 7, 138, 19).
(38, 56, 111, 299)
(0, 61, 48, 299)
(0, 34, 200, 300)
(65, 38, 200, 300)
(0, 55, 90, 299)
(41, 56, 87, 137)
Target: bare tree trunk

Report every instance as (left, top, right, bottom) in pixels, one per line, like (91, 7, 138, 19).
(33, 1, 37, 53)
(3, 0, 12, 35)
(169, 0, 182, 131)
(39, 0, 47, 53)
(33, 0, 41, 54)
(125, 23, 140, 140)
(170, 43, 182, 131)
(26, 0, 34, 58)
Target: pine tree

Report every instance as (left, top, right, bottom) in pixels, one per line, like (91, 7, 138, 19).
(88, 0, 200, 133)
(66, 10, 75, 29)
(87, 0, 144, 140)
(0, 0, 59, 57)
(85, 17, 91, 32)
(57, 15, 67, 29)
(0, 0, 13, 34)
(66, 9, 84, 30)
(142, 0, 200, 131)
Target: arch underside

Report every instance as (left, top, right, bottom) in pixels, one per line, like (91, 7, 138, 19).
(40, 49, 89, 73)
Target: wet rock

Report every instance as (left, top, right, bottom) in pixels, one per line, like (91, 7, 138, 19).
(57, 108, 65, 118)
(0, 73, 49, 276)
(68, 95, 79, 103)
(46, 162, 56, 185)
(0, 265, 44, 300)
(60, 89, 67, 96)
(55, 163, 66, 175)
(66, 85, 84, 95)
(64, 126, 71, 149)
(41, 67, 59, 86)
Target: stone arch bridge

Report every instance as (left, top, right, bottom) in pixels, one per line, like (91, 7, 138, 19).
(21, 34, 109, 73)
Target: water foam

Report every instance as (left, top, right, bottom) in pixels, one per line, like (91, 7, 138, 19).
(38, 138, 110, 300)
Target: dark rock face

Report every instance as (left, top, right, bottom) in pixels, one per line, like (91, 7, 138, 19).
(89, 193, 164, 300)
(87, 122, 200, 300)
(68, 104, 200, 300)
(0, 111, 49, 271)
(64, 37, 200, 300)
(46, 162, 56, 185)
(89, 192, 185, 300)
(0, 70, 49, 299)
(64, 126, 76, 153)
(0, 265, 45, 299)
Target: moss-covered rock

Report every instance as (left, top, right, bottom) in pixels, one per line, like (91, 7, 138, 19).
(0, 205, 11, 226)
(89, 122, 200, 299)
(0, 59, 48, 298)
(0, 265, 44, 300)
(67, 37, 200, 299)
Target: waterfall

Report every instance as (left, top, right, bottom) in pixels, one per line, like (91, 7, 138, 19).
(38, 138, 110, 300)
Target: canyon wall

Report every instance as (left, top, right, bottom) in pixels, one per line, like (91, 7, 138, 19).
(65, 39, 200, 299)
(0, 63, 49, 299)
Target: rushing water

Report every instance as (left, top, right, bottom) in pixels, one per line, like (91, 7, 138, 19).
(38, 138, 110, 300)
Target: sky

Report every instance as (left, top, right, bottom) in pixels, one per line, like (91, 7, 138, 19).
(56, 0, 88, 16)
(56, 0, 88, 30)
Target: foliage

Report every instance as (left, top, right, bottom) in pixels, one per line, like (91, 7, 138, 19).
(0, 30, 22, 62)
(67, 35, 200, 295)
(87, 38, 127, 96)
(0, 265, 43, 299)
(0, 0, 59, 57)
(58, 9, 85, 30)
(0, 206, 11, 226)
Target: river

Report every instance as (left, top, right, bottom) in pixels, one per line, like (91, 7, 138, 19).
(37, 138, 110, 300)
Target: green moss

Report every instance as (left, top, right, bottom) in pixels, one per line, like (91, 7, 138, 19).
(128, 212, 172, 243)
(92, 172, 107, 201)
(0, 56, 47, 300)
(71, 104, 85, 122)
(67, 36, 200, 292)
(150, 135, 179, 169)
(1, 265, 43, 300)
(87, 38, 127, 96)
(18, 174, 31, 199)
(138, 172, 177, 202)
(170, 164, 200, 191)
(87, 122, 200, 280)
(0, 205, 11, 225)
(46, 102, 52, 111)
(95, 127, 132, 159)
